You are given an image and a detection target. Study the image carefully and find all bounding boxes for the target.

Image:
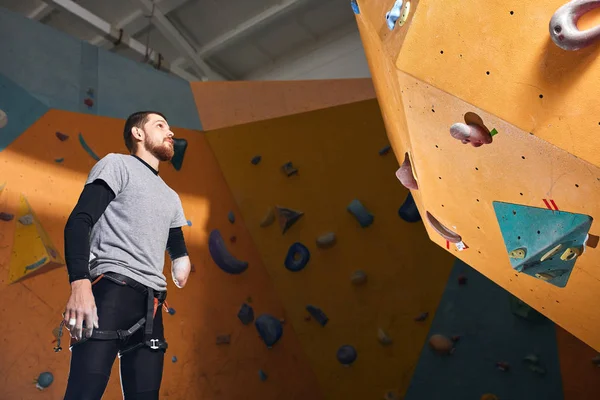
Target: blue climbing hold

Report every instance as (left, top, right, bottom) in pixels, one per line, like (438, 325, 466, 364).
(277, 206, 304, 234)
(186, 220, 192, 226)
(259, 369, 268, 381)
(208, 229, 249, 274)
(351, 0, 360, 14)
(36, 372, 54, 389)
(251, 155, 262, 165)
(398, 192, 421, 222)
(379, 144, 391, 155)
(228, 211, 235, 224)
(386, 0, 404, 30)
(336, 345, 357, 366)
(306, 305, 328, 326)
(347, 199, 374, 227)
(255, 314, 283, 348)
(167, 307, 176, 315)
(172, 356, 178, 363)
(78, 133, 100, 161)
(238, 303, 255, 325)
(284, 242, 311, 272)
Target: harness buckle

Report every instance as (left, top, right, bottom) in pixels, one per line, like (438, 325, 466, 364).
(149, 339, 160, 349)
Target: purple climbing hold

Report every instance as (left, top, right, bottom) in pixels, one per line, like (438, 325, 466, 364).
(208, 229, 249, 274)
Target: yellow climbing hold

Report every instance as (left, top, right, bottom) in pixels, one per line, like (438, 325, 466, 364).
(8, 193, 64, 283)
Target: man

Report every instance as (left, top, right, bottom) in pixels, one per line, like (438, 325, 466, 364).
(61, 111, 192, 399)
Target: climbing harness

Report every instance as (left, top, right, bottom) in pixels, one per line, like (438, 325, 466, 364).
(550, 0, 600, 51)
(53, 272, 170, 357)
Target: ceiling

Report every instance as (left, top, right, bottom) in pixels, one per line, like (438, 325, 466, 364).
(0, 0, 359, 81)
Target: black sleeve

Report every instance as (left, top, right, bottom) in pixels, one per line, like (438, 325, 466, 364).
(64, 179, 115, 283)
(166, 227, 188, 260)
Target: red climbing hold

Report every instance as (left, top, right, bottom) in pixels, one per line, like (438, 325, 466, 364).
(83, 98, 94, 108)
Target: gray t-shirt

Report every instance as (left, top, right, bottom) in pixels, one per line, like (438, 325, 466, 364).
(85, 153, 187, 291)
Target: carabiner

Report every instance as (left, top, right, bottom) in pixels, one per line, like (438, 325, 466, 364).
(549, 0, 600, 51)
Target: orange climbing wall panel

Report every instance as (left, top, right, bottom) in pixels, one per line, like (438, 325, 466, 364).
(556, 326, 600, 400)
(0, 110, 322, 399)
(206, 99, 456, 399)
(353, 0, 600, 351)
(191, 79, 376, 130)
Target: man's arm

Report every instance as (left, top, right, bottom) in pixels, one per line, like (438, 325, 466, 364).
(64, 179, 116, 282)
(166, 227, 191, 288)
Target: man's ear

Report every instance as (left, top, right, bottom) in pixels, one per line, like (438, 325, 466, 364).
(131, 127, 142, 141)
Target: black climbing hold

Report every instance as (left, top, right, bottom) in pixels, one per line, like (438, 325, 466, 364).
(255, 314, 283, 348)
(284, 242, 310, 272)
(336, 345, 357, 366)
(398, 193, 421, 222)
(170, 138, 187, 171)
(281, 162, 298, 176)
(276, 206, 304, 234)
(306, 305, 328, 326)
(36, 372, 54, 389)
(379, 144, 391, 155)
(0, 212, 14, 221)
(228, 211, 235, 224)
(208, 229, 249, 274)
(347, 199, 374, 227)
(238, 303, 255, 325)
(251, 155, 262, 165)
(55, 131, 69, 141)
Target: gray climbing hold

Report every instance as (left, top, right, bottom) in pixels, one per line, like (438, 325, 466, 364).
(276, 206, 304, 234)
(228, 211, 235, 224)
(281, 162, 298, 176)
(351, 270, 367, 285)
(379, 144, 391, 155)
(260, 207, 275, 227)
(18, 214, 33, 225)
(35, 372, 54, 390)
(172, 356, 177, 362)
(336, 345, 357, 366)
(316, 232, 337, 249)
(347, 199, 374, 227)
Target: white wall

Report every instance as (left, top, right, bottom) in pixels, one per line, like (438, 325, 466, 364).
(244, 23, 372, 81)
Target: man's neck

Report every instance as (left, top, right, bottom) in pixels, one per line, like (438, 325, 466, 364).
(132, 151, 160, 172)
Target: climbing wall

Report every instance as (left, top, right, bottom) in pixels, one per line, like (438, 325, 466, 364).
(352, 0, 600, 354)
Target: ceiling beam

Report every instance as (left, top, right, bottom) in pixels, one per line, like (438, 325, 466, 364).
(28, 3, 54, 21)
(132, 0, 225, 81)
(171, 0, 309, 71)
(36, 0, 199, 81)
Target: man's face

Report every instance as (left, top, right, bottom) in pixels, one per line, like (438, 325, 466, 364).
(141, 114, 174, 161)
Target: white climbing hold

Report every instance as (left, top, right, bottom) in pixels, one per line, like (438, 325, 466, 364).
(316, 232, 337, 248)
(0, 109, 7, 129)
(351, 270, 368, 285)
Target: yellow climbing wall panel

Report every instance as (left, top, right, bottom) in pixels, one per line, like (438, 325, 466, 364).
(354, 0, 600, 351)
(8, 193, 64, 283)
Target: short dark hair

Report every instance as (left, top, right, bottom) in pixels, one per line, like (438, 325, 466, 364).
(123, 111, 167, 152)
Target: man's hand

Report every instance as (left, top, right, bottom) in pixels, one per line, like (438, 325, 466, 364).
(64, 279, 99, 341)
(171, 256, 191, 288)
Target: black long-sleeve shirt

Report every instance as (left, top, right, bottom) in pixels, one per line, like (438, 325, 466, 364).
(64, 175, 188, 283)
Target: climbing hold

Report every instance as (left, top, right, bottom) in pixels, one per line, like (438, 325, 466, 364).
(251, 155, 262, 165)
(535, 269, 569, 281)
(18, 214, 33, 225)
(426, 212, 463, 243)
(379, 144, 391, 155)
(550, 0, 600, 51)
(186, 220, 192, 226)
(449, 123, 493, 147)
(208, 229, 249, 274)
(216, 334, 231, 345)
(167, 307, 176, 315)
(351, 270, 368, 285)
(560, 246, 582, 261)
(284, 242, 311, 272)
(509, 294, 545, 322)
(523, 354, 539, 364)
(480, 395, 499, 400)
(259, 369, 268, 381)
(281, 161, 298, 176)
(54, 158, 64, 163)
(255, 314, 283, 348)
(0, 212, 14, 221)
(35, 372, 54, 390)
(78, 133, 100, 161)
(458, 274, 468, 285)
(276, 206, 304, 234)
(0, 109, 7, 129)
(592, 355, 600, 366)
(230, 235, 237, 243)
(316, 232, 337, 249)
(238, 303, 255, 325)
(170, 138, 187, 171)
(306, 305, 328, 326)
(496, 361, 510, 372)
(528, 365, 547, 375)
(396, 153, 418, 190)
(509, 248, 527, 259)
(172, 356, 177, 362)
(260, 207, 276, 227)
(336, 345, 358, 366)
(586, 234, 599, 248)
(377, 329, 393, 345)
(398, 192, 421, 222)
(86, 88, 94, 98)
(428, 334, 454, 355)
(55, 131, 69, 141)
(414, 312, 429, 321)
(385, 0, 404, 30)
(350, 0, 360, 14)
(83, 98, 94, 108)
(347, 199, 374, 227)
(227, 211, 235, 224)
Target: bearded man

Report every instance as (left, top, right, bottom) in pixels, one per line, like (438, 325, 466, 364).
(61, 111, 192, 400)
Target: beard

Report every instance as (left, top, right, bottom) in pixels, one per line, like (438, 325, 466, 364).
(144, 137, 174, 161)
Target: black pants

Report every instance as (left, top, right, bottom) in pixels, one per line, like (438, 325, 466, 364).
(63, 275, 166, 400)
